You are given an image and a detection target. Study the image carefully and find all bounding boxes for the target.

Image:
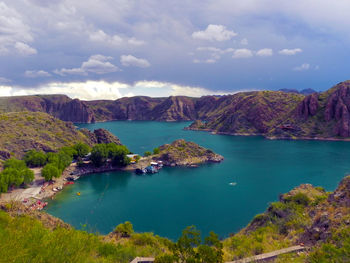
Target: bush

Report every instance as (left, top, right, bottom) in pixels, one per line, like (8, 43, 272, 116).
(24, 150, 47, 167)
(41, 163, 60, 181)
(285, 193, 310, 206)
(153, 148, 160, 155)
(144, 151, 152, 157)
(114, 221, 134, 237)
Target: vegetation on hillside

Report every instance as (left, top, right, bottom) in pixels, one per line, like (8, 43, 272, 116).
(0, 112, 92, 161)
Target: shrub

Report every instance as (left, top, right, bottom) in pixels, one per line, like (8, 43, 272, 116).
(144, 151, 152, 157)
(153, 148, 160, 155)
(114, 221, 134, 237)
(285, 193, 310, 206)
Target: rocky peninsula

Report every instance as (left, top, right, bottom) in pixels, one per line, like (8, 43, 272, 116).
(151, 139, 223, 167)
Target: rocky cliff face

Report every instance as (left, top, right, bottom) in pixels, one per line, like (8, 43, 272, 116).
(297, 93, 319, 119)
(3, 80, 350, 139)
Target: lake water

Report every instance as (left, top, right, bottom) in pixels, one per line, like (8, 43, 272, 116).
(45, 121, 350, 240)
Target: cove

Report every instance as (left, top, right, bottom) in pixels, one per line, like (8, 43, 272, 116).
(45, 121, 350, 240)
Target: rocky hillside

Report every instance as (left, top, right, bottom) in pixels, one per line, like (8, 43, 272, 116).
(222, 176, 350, 261)
(154, 139, 223, 166)
(0, 112, 120, 160)
(4, 80, 350, 139)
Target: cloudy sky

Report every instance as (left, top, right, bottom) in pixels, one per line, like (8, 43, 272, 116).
(0, 0, 350, 100)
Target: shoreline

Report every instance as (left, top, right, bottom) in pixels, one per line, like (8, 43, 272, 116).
(0, 154, 223, 205)
(185, 127, 350, 142)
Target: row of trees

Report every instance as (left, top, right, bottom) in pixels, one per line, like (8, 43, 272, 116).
(91, 143, 131, 167)
(0, 141, 131, 191)
(0, 159, 34, 193)
(23, 143, 92, 181)
(113, 222, 224, 263)
(156, 226, 223, 263)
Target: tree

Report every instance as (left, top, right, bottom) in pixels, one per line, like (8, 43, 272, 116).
(59, 146, 77, 159)
(107, 144, 131, 166)
(174, 226, 201, 263)
(73, 143, 91, 158)
(114, 221, 134, 237)
(144, 151, 152, 157)
(41, 163, 60, 181)
(0, 158, 34, 191)
(197, 232, 223, 263)
(24, 150, 47, 167)
(46, 151, 72, 172)
(91, 144, 109, 167)
(153, 147, 160, 155)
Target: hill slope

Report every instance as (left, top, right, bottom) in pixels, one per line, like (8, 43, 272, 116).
(3, 80, 350, 139)
(0, 112, 120, 160)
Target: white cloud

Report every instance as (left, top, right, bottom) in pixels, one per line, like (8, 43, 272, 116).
(193, 58, 217, 64)
(0, 80, 231, 100)
(25, 70, 51, 78)
(0, 85, 12, 96)
(232, 49, 253, 58)
(240, 38, 248, 45)
(0, 3, 36, 56)
(120, 55, 150, 68)
(89, 29, 145, 47)
(192, 24, 237, 41)
(293, 63, 310, 71)
(0, 77, 11, 83)
(54, 55, 120, 76)
(14, 42, 37, 56)
(278, 48, 303, 55)
(256, 48, 273, 57)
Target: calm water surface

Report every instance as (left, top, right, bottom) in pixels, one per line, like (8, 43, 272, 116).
(45, 121, 350, 239)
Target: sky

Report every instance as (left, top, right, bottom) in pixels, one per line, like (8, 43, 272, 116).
(1, 0, 350, 100)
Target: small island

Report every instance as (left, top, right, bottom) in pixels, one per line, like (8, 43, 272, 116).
(152, 139, 223, 167)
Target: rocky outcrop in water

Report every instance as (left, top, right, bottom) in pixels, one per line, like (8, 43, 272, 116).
(155, 139, 223, 166)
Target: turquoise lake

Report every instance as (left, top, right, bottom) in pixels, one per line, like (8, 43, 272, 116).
(45, 121, 350, 240)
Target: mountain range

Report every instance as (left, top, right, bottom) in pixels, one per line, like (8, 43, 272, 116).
(1, 80, 350, 139)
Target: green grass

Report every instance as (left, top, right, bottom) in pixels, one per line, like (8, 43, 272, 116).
(0, 210, 169, 263)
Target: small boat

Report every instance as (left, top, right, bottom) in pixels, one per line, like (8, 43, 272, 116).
(229, 182, 237, 186)
(135, 168, 146, 175)
(77, 192, 81, 196)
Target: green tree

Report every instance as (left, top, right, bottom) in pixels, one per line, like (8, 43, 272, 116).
(24, 150, 47, 167)
(107, 144, 131, 166)
(144, 151, 152, 157)
(41, 163, 60, 181)
(114, 221, 134, 237)
(59, 146, 77, 159)
(174, 226, 201, 263)
(73, 143, 91, 158)
(0, 158, 34, 192)
(198, 232, 223, 263)
(91, 144, 109, 167)
(153, 147, 160, 155)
